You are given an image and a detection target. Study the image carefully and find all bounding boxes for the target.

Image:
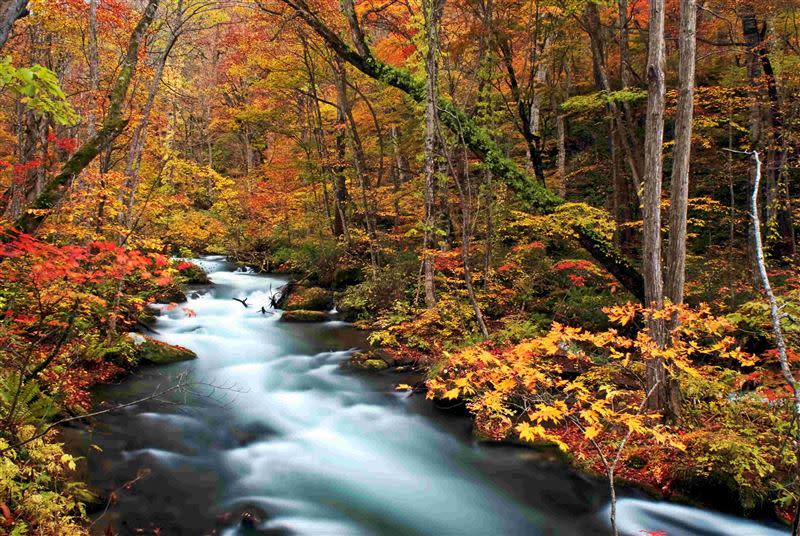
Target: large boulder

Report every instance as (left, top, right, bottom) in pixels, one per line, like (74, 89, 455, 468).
(336, 298, 369, 322)
(280, 310, 329, 323)
(153, 284, 187, 304)
(285, 287, 334, 312)
(128, 333, 197, 364)
(177, 262, 211, 285)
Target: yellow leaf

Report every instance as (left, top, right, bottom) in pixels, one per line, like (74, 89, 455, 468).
(532, 402, 566, 423)
(496, 378, 516, 391)
(584, 425, 601, 440)
(443, 387, 460, 400)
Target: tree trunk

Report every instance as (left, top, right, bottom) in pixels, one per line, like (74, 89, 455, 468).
(641, 0, 678, 421)
(330, 58, 351, 241)
(585, 1, 642, 197)
(453, 153, 489, 339)
(123, 23, 182, 229)
(552, 88, 567, 198)
(495, 36, 546, 184)
(748, 150, 800, 536)
(86, 0, 99, 139)
(391, 126, 408, 229)
(422, 0, 444, 308)
(334, 59, 379, 272)
(665, 0, 697, 307)
(0, 0, 27, 50)
(739, 5, 795, 258)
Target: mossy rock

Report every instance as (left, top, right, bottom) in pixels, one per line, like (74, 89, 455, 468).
(671, 469, 769, 516)
(136, 307, 160, 328)
(336, 298, 370, 322)
(280, 310, 329, 323)
(154, 285, 187, 304)
(347, 350, 392, 370)
(358, 359, 389, 371)
(178, 262, 210, 284)
(127, 333, 197, 364)
(285, 287, 334, 312)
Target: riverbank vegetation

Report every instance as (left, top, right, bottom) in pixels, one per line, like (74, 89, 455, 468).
(0, 0, 799, 533)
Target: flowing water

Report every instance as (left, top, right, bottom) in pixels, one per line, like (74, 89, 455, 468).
(72, 257, 791, 535)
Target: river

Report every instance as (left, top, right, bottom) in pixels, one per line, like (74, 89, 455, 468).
(70, 256, 790, 535)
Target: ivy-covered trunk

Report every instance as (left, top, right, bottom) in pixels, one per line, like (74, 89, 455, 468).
(276, 0, 645, 303)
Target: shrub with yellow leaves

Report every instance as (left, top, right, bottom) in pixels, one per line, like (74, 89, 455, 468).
(426, 302, 756, 535)
(0, 426, 90, 535)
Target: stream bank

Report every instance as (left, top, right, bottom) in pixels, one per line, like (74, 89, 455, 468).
(67, 256, 789, 535)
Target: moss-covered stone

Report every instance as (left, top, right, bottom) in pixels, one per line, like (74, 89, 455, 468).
(178, 262, 210, 284)
(347, 350, 394, 371)
(154, 284, 187, 304)
(336, 293, 372, 321)
(280, 310, 329, 323)
(359, 359, 389, 371)
(285, 287, 334, 312)
(127, 333, 197, 364)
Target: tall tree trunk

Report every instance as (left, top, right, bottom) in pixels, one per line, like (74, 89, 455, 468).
(551, 74, 567, 198)
(86, 0, 99, 139)
(454, 152, 489, 339)
(391, 126, 408, 229)
(123, 19, 182, 228)
(641, 0, 678, 421)
(301, 38, 335, 235)
(739, 5, 795, 258)
(422, 0, 445, 308)
(665, 0, 697, 307)
(495, 37, 546, 184)
(334, 59, 379, 272)
(618, 0, 632, 87)
(585, 1, 642, 197)
(331, 58, 351, 240)
(611, 123, 633, 248)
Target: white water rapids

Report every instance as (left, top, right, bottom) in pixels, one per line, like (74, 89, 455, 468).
(75, 256, 790, 535)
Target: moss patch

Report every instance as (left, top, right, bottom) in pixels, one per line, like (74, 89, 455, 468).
(285, 287, 334, 312)
(178, 262, 210, 284)
(154, 285, 187, 304)
(127, 333, 197, 364)
(280, 310, 329, 322)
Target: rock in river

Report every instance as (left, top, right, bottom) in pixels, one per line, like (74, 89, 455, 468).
(128, 333, 198, 364)
(280, 310, 329, 323)
(285, 286, 334, 312)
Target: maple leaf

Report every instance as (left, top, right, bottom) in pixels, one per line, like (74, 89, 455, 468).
(443, 387, 460, 400)
(584, 425, 601, 441)
(516, 422, 540, 443)
(531, 402, 566, 424)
